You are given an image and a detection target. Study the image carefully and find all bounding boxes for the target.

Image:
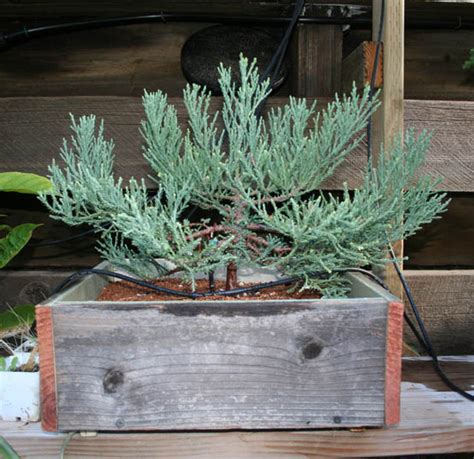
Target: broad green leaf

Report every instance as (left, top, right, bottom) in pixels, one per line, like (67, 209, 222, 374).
(0, 437, 21, 459)
(0, 172, 51, 194)
(0, 223, 41, 268)
(8, 356, 19, 371)
(0, 304, 36, 339)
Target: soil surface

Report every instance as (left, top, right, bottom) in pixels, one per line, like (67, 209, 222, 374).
(98, 278, 322, 302)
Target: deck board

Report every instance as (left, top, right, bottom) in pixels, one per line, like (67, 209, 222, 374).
(1, 356, 473, 458)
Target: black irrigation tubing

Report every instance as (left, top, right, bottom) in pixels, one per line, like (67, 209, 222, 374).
(1, 13, 473, 48)
(52, 266, 386, 299)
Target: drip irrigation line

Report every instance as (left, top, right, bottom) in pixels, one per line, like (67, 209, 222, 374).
(1, 14, 473, 49)
(52, 266, 384, 299)
(367, 0, 472, 402)
(29, 226, 98, 247)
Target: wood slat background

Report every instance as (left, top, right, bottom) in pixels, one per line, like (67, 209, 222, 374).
(1, 97, 473, 192)
(0, 11, 472, 357)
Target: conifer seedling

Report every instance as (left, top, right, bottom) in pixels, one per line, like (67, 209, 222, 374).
(39, 56, 448, 297)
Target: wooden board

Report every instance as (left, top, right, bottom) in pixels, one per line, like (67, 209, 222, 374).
(405, 195, 474, 268)
(40, 298, 401, 431)
(0, 22, 209, 98)
(405, 99, 474, 192)
(342, 41, 383, 94)
(405, 30, 474, 101)
(291, 24, 342, 97)
(0, 25, 471, 100)
(2, 356, 473, 458)
(403, 270, 474, 355)
(0, 270, 74, 312)
(1, 0, 473, 18)
(345, 29, 474, 101)
(0, 97, 472, 192)
(372, 0, 405, 298)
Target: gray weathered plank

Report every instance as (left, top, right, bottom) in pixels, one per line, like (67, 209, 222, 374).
(0, 97, 472, 191)
(403, 270, 474, 355)
(291, 24, 342, 97)
(51, 299, 389, 430)
(3, 356, 473, 458)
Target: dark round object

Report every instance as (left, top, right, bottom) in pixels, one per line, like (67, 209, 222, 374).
(181, 25, 289, 94)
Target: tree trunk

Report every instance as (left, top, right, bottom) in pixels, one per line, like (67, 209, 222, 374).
(225, 262, 238, 290)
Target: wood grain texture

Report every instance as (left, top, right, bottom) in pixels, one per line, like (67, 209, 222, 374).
(0, 22, 210, 98)
(0, 270, 74, 313)
(403, 270, 474, 355)
(347, 29, 474, 101)
(384, 301, 404, 426)
(405, 100, 474, 192)
(50, 299, 390, 430)
(342, 41, 383, 94)
(0, 97, 472, 192)
(35, 306, 58, 432)
(405, 195, 474, 268)
(372, 0, 405, 298)
(291, 24, 342, 97)
(405, 30, 474, 101)
(3, 356, 473, 458)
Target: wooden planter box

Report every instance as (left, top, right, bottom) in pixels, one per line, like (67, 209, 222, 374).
(36, 262, 403, 432)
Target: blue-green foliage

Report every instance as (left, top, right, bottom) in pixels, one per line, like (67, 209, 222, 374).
(39, 56, 448, 297)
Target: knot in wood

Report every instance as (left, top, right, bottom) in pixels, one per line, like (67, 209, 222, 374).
(103, 368, 124, 393)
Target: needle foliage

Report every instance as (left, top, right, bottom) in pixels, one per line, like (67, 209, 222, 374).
(39, 56, 448, 297)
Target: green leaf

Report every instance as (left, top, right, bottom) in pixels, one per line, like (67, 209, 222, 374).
(0, 172, 52, 194)
(0, 437, 21, 459)
(0, 223, 41, 268)
(0, 304, 36, 339)
(8, 356, 19, 371)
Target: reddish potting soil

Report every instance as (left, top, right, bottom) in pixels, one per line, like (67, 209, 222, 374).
(98, 278, 321, 302)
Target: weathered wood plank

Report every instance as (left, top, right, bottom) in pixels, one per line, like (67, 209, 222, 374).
(405, 195, 474, 268)
(346, 29, 474, 101)
(48, 299, 390, 430)
(372, 0, 405, 298)
(384, 301, 403, 425)
(1, 0, 473, 18)
(0, 23, 210, 98)
(342, 41, 383, 94)
(0, 270, 74, 313)
(405, 30, 474, 101)
(291, 24, 342, 97)
(403, 270, 474, 355)
(36, 306, 58, 432)
(0, 97, 472, 192)
(2, 356, 473, 458)
(405, 100, 474, 191)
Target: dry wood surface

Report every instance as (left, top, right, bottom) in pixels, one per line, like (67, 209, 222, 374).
(404, 270, 474, 355)
(0, 97, 472, 192)
(1, 356, 473, 458)
(48, 299, 391, 430)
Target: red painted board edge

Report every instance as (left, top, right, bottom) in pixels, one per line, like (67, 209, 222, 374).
(36, 305, 58, 432)
(385, 301, 404, 426)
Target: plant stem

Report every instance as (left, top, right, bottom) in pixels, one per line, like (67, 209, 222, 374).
(225, 261, 238, 290)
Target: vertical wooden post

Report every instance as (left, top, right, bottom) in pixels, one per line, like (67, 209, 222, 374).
(291, 24, 342, 96)
(372, 0, 405, 298)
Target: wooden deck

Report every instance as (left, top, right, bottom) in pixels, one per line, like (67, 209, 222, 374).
(1, 356, 472, 458)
